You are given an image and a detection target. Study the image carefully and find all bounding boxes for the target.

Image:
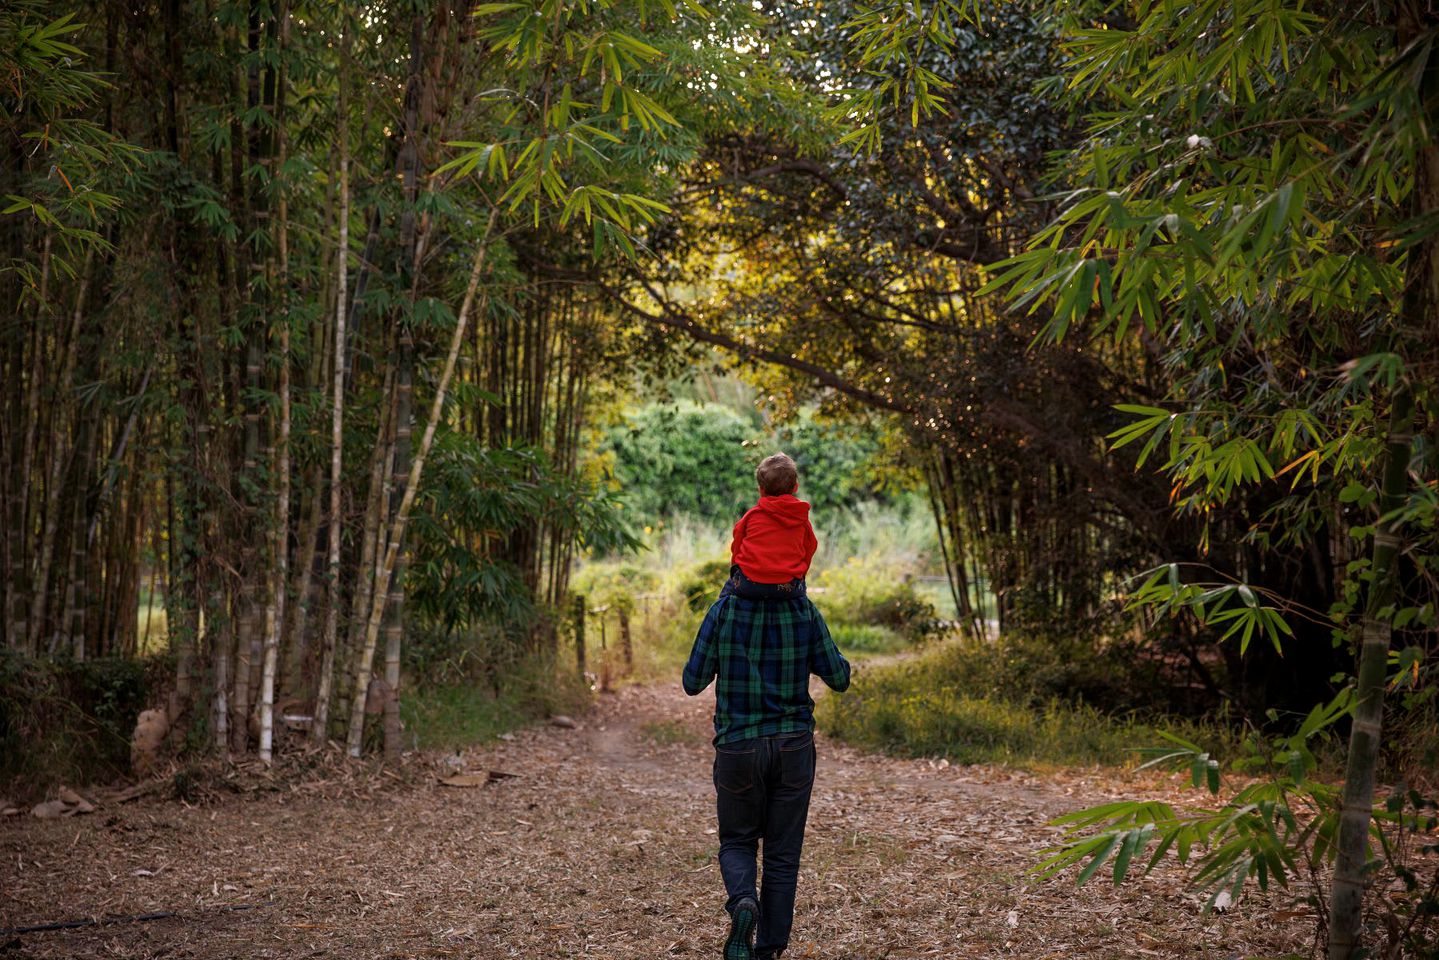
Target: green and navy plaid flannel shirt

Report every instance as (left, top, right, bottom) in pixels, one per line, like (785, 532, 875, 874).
(682, 594, 851, 746)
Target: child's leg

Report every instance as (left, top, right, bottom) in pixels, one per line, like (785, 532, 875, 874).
(718, 565, 743, 600)
(713, 740, 766, 911)
(731, 569, 808, 601)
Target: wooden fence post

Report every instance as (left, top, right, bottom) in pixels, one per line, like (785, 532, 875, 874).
(572, 594, 586, 676)
(618, 605, 633, 673)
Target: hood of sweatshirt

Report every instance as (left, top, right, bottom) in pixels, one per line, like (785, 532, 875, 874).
(755, 494, 811, 528)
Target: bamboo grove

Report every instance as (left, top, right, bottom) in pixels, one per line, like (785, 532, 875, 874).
(1, 0, 782, 760)
(7, 0, 1437, 754)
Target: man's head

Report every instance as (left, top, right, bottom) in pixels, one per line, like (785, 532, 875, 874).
(755, 452, 799, 497)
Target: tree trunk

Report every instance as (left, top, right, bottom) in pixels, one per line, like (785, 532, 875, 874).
(27, 255, 92, 654)
(572, 593, 586, 676)
(1328, 10, 1437, 944)
(336, 368, 397, 742)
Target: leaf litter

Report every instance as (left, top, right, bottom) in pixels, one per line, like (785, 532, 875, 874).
(0, 682, 1317, 958)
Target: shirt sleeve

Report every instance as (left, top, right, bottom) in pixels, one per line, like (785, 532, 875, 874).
(802, 520, 818, 569)
(729, 512, 747, 563)
(682, 599, 723, 695)
(807, 601, 851, 692)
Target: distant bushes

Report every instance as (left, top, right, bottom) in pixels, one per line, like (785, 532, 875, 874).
(599, 402, 891, 525)
(815, 633, 1232, 767)
(814, 556, 939, 641)
(827, 623, 911, 656)
(0, 650, 167, 793)
(678, 559, 732, 612)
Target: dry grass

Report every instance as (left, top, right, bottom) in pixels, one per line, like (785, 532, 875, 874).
(0, 682, 1320, 959)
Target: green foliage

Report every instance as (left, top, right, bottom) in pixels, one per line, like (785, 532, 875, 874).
(569, 562, 660, 611)
(974, 0, 1438, 547)
(409, 431, 640, 631)
(1039, 696, 1343, 892)
(814, 557, 939, 640)
(826, 622, 910, 656)
(1, 3, 139, 287)
(1128, 564, 1295, 657)
(599, 401, 889, 527)
(863, 0, 1439, 948)
(678, 558, 733, 612)
(601, 401, 758, 523)
(825, 0, 978, 151)
(777, 413, 893, 515)
(443, 0, 813, 252)
(0, 650, 165, 793)
(1037, 695, 1437, 952)
(854, 628, 1178, 715)
(403, 654, 592, 752)
(816, 638, 1230, 767)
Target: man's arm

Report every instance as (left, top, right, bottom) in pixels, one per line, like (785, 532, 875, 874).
(807, 601, 851, 692)
(682, 601, 722, 695)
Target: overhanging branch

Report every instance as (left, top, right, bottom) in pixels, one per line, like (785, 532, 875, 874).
(597, 278, 914, 415)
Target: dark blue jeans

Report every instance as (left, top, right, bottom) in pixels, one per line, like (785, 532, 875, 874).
(713, 731, 817, 958)
(718, 564, 807, 601)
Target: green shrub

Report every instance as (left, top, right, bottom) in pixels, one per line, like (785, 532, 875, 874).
(679, 558, 732, 612)
(599, 402, 892, 526)
(402, 654, 592, 752)
(828, 623, 911, 656)
(932, 630, 1174, 715)
(570, 562, 660, 611)
(0, 650, 165, 794)
(813, 556, 938, 639)
(815, 639, 1234, 768)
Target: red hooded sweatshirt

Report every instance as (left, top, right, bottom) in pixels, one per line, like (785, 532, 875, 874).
(730, 494, 819, 583)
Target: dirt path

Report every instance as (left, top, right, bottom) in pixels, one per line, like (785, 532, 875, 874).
(2, 682, 1313, 959)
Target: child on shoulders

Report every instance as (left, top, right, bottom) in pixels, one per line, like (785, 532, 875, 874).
(720, 452, 817, 602)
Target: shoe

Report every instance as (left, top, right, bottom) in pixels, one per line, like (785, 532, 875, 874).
(724, 896, 758, 960)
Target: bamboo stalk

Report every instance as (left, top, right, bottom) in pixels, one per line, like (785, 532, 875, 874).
(26, 252, 93, 654)
(314, 14, 351, 746)
(345, 209, 498, 757)
(1326, 393, 1415, 959)
(259, 4, 292, 765)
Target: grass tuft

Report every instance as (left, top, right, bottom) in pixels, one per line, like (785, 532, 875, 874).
(402, 656, 591, 752)
(816, 640, 1238, 769)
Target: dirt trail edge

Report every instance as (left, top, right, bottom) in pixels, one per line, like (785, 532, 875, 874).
(2, 682, 1312, 959)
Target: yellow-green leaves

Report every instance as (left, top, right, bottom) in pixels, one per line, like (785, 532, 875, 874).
(1038, 690, 1351, 911)
(827, 0, 976, 152)
(454, 0, 697, 251)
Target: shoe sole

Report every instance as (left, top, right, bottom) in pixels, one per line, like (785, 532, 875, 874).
(724, 901, 757, 960)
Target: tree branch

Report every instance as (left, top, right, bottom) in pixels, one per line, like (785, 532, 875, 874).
(598, 278, 914, 415)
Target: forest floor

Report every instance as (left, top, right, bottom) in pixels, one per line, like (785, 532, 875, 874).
(1, 680, 1319, 959)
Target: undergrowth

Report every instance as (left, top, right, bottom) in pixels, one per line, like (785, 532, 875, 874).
(816, 637, 1245, 769)
(0, 650, 168, 796)
(402, 626, 592, 752)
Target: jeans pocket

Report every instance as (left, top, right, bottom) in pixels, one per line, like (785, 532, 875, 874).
(778, 734, 815, 790)
(714, 747, 756, 794)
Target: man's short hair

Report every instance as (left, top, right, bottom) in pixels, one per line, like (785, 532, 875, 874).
(756, 453, 799, 497)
